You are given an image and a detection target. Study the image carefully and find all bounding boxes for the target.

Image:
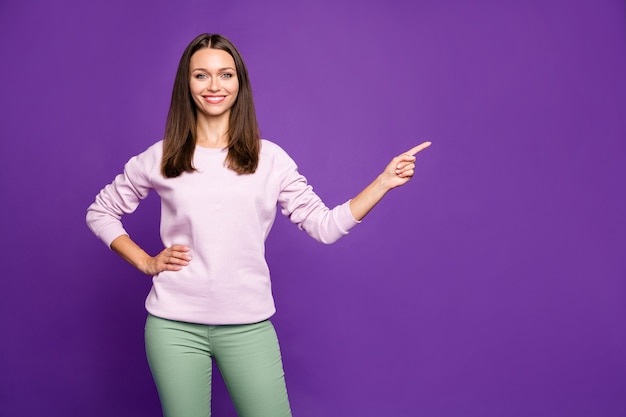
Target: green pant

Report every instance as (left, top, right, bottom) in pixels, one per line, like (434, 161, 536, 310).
(145, 314, 292, 417)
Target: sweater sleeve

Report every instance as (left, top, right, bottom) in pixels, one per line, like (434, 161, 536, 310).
(275, 148, 359, 244)
(85, 143, 159, 248)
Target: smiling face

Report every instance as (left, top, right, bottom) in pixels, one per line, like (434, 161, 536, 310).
(189, 48, 239, 121)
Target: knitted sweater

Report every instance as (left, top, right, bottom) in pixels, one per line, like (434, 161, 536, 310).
(86, 140, 358, 325)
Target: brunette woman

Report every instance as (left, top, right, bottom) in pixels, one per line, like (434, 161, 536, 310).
(87, 33, 430, 417)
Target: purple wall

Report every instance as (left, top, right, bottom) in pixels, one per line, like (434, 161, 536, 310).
(1, 0, 625, 416)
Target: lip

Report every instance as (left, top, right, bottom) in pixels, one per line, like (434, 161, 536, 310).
(203, 95, 226, 104)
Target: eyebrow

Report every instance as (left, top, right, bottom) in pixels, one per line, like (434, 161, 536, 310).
(191, 67, 236, 72)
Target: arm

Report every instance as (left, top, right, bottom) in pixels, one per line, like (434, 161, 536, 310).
(349, 142, 431, 221)
(110, 234, 191, 276)
(86, 142, 191, 275)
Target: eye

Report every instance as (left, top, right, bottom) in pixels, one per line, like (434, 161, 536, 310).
(194, 73, 208, 79)
(221, 73, 234, 79)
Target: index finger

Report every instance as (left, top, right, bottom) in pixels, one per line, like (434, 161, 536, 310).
(405, 141, 432, 156)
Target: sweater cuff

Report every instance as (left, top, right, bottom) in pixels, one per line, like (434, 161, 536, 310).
(338, 200, 361, 232)
(100, 226, 129, 249)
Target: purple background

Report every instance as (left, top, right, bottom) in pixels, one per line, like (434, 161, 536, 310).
(1, 0, 625, 416)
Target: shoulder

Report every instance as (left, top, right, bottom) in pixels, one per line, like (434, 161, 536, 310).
(129, 140, 163, 163)
(257, 139, 298, 177)
(260, 139, 286, 155)
(123, 140, 163, 178)
(260, 139, 295, 164)
(140, 140, 164, 158)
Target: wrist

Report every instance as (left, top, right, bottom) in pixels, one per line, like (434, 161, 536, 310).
(136, 254, 153, 275)
(376, 174, 393, 193)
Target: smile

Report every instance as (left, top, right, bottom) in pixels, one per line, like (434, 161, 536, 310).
(203, 95, 226, 104)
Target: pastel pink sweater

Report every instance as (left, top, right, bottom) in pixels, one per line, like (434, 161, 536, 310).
(86, 140, 358, 325)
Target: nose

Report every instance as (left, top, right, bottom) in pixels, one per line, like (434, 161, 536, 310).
(207, 76, 220, 92)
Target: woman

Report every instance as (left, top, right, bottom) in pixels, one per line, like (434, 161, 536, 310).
(86, 33, 430, 417)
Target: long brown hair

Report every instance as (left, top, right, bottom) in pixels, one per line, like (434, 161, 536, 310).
(161, 34, 260, 177)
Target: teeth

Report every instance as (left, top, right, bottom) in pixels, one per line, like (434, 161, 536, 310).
(205, 96, 225, 103)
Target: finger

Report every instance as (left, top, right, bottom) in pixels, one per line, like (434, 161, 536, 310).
(167, 254, 190, 265)
(395, 162, 415, 172)
(154, 258, 185, 272)
(162, 245, 191, 262)
(163, 264, 184, 272)
(169, 250, 192, 261)
(396, 168, 415, 178)
(170, 244, 190, 252)
(155, 250, 189, 267)
(405, 141, 432, 157)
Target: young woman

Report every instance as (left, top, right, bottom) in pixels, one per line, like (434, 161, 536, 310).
(86, 33, 430, 417)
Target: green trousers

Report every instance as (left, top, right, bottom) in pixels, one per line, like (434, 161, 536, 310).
(145, 314, 292, 417)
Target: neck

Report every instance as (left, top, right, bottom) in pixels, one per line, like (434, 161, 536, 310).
(195, 113, 230, 148)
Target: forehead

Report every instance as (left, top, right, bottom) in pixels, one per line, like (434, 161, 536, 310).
(190, 48, 236, 69)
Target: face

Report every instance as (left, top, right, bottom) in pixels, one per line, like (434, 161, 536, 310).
(189, 48, 239, 120)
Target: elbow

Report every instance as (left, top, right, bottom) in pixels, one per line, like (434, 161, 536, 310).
(85, 206, 99, 231)
(85, 209, 94, 229)
(316, 229, 349, 245)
